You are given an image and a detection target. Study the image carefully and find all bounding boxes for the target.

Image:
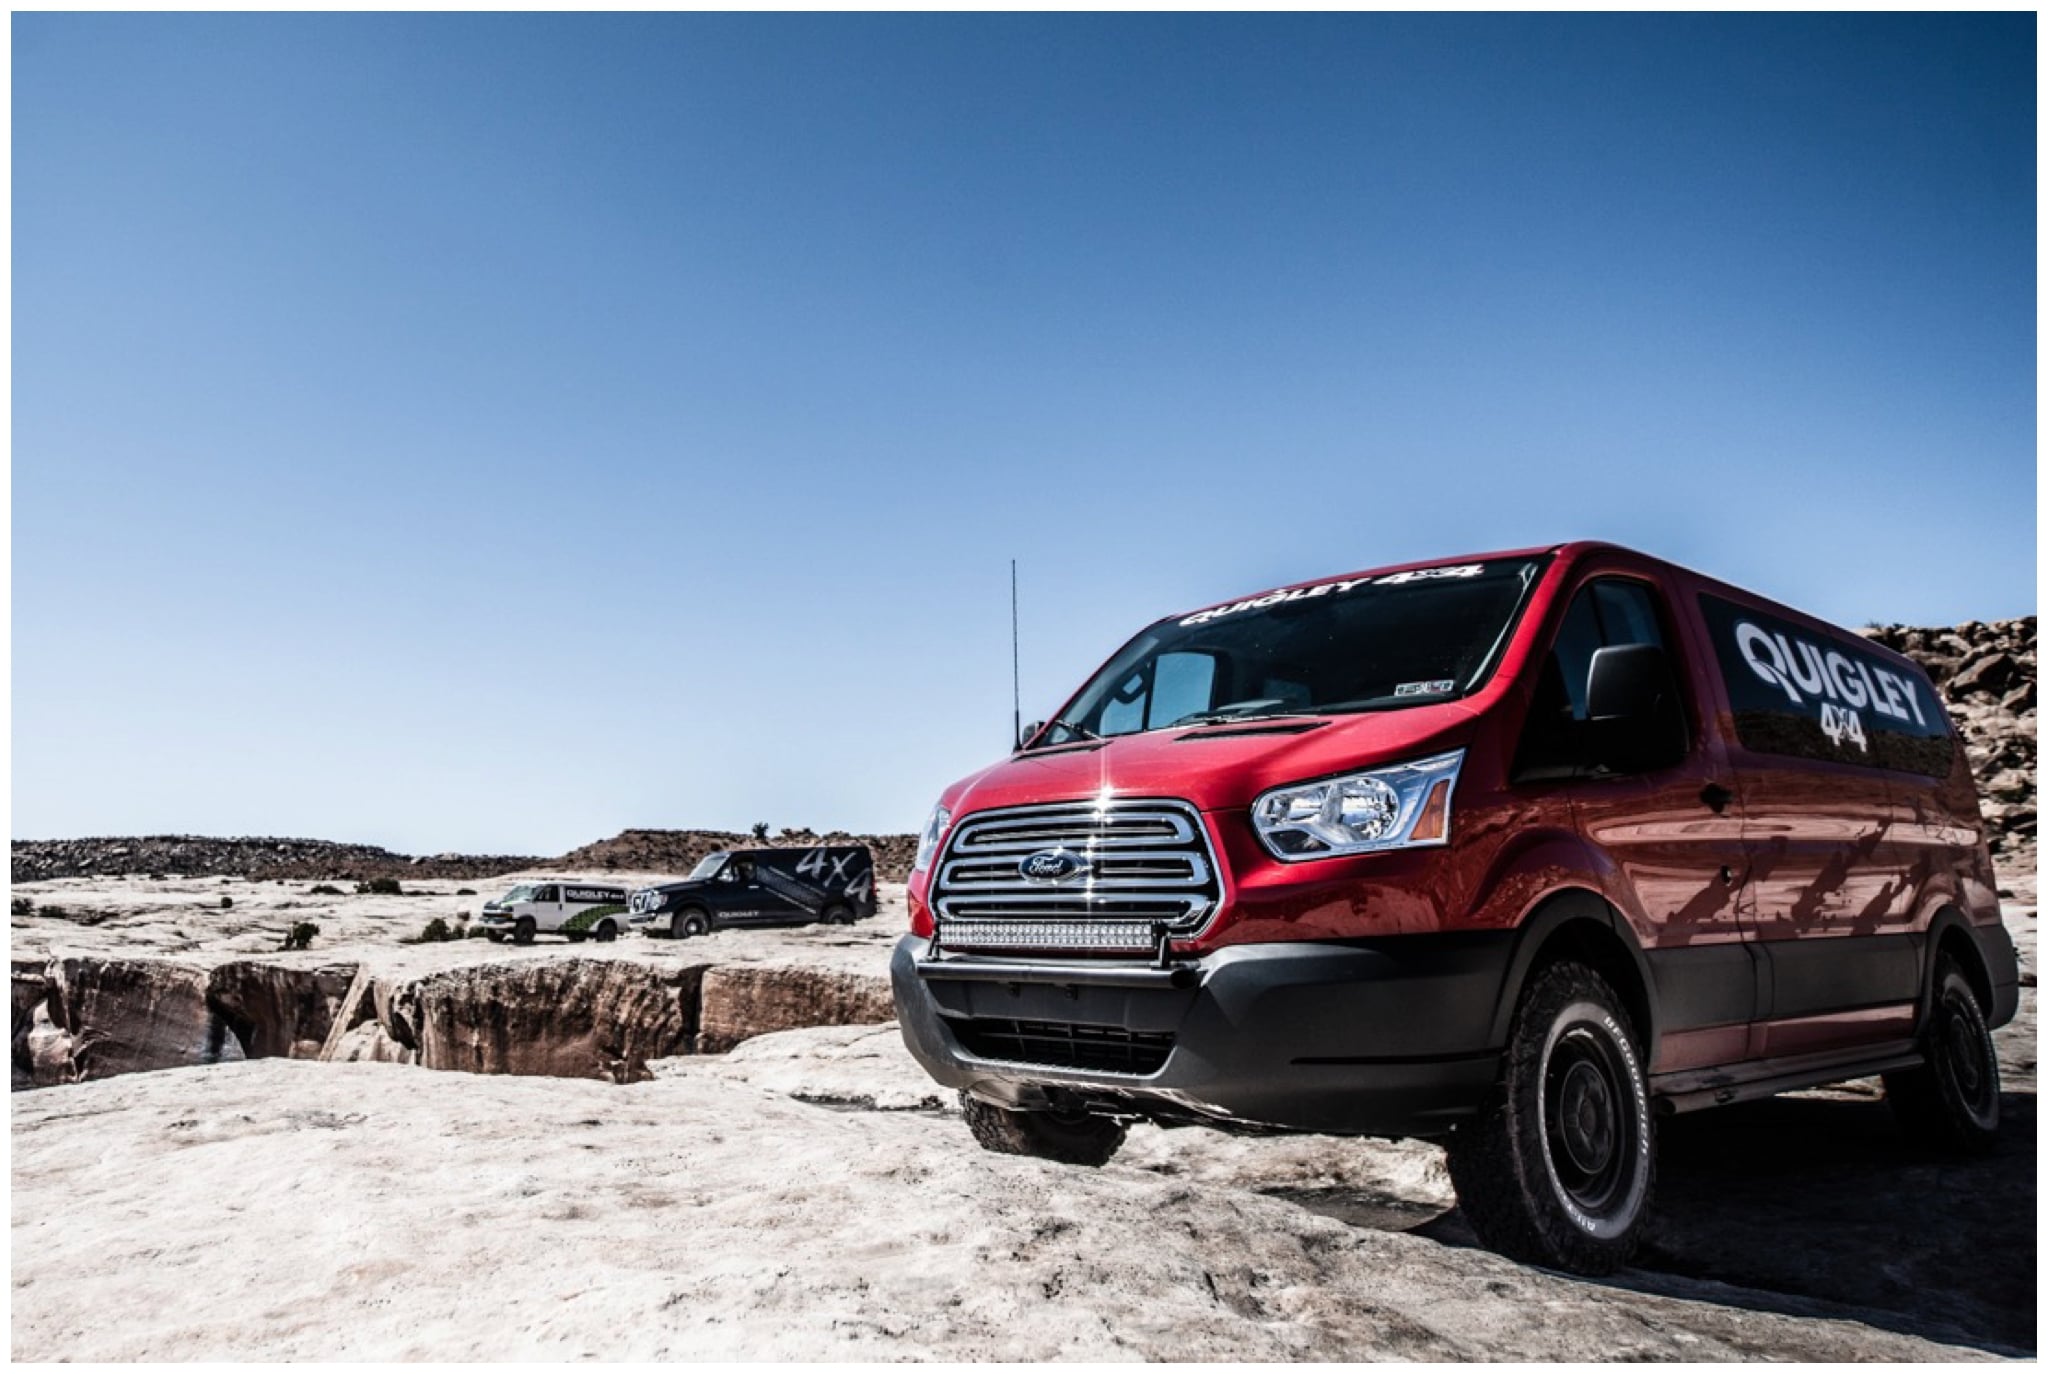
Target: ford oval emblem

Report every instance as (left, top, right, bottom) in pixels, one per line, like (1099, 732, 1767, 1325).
(1018, 847, 1090, 884)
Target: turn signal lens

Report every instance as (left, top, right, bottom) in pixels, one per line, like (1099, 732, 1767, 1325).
(1408, 779, 1451, 843)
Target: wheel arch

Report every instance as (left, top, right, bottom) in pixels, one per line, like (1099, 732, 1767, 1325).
(1489, 888, 1660, 1063)
(1921, 906, 1994, 1019)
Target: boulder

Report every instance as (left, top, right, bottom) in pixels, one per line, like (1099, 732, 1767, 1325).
(1951, 652, 2020, 699)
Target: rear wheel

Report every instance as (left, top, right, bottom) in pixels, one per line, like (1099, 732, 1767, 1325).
(595, 920, 619, 943)
(960, 1092, 1126, 1167)
(512, 917, 537, 946)
(820, 903, 853, 925)
(1885, 953, 2000, 1153)
(1446, 960, 1654, 1275)
(670, 909, 709, 939)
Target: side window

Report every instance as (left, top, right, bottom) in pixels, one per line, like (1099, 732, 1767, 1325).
(1516, 578, 1684, 778)
(535, 885, 559, 903)
(1698, 595, 1955, 775)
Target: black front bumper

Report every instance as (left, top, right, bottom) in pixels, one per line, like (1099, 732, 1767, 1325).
(891, 932, 1513, 1139)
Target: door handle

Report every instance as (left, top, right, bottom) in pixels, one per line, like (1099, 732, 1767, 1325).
(1699, 782, 1734, 814)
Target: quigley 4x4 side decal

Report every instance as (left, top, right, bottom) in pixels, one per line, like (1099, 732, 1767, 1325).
(1699, 595, 1954, 777)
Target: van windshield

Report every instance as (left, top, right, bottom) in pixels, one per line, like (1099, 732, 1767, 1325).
(494, 885, 536, 906)
(688, 854, 727, 881)
(1038, 557, 1547, 746)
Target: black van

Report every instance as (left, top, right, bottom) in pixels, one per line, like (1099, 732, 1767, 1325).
(629, 846, 877, 938)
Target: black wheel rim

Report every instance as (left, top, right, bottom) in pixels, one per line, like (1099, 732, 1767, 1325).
(1939, 990, 1997, 1118)
(1543, 1025, 1635, 1218)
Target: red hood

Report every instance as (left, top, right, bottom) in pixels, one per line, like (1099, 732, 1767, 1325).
(943, 702, 1481, 816)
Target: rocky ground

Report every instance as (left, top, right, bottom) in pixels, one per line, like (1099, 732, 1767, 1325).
(11, 873, 906, 1086)
(8, 858, 2036, 1360)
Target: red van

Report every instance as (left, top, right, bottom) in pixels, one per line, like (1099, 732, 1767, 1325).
(891, 542, 2018, 1273)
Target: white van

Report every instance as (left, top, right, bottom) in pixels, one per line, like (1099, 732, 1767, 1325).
(476, 881, 632, 945)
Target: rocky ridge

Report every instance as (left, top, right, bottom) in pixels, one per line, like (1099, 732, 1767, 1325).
(12, 826, 921, 886)
(1862, 615, 2036, 858)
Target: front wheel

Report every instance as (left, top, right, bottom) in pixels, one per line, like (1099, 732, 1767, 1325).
(960, 1092, 1126, 1166)
(1884, 954, 2000, 1153)
(512, 917, 537, 946)
(670, 909, 709, 939)
(1446, 960, 1654, 1275)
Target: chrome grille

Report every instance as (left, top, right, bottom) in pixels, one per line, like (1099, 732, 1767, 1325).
(932, 800, 1220, 954)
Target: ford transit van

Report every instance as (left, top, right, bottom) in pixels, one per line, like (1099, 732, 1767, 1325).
(891, 541, 2018, 1274)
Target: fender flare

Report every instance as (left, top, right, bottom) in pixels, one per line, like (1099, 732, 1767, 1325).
(1917, 906, 2010, 1027)
(1486, 888, 1663, 1064)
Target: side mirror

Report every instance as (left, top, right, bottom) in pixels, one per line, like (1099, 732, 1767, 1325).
(1586, 643, 1672, 721)
(1585, 644, 1683, 772)
(1015, 720, 1044, 752)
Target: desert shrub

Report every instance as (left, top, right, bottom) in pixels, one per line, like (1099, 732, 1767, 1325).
(220, 896, 233, 909)
(356, 878, 404, 896)
(280, 921, 319, 951)
(410, 916, 456, 944)
(751, 822, 771, 842)
(38, 905, 67, 920)
(10, 896, 34, 917)
(307, 884, 344, 896)
(455, 887, 477, 896)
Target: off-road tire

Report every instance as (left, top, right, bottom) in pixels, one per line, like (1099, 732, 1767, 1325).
(595, 920, 619, 943)
(671, 909, 710, 940)
(821, 903, 854, 925)
(960, 1092, 1126, 1166)
(1884, 954, 2001, 1154)
(1446, 960, 1654, 1275)
(512, 917, 537, 946)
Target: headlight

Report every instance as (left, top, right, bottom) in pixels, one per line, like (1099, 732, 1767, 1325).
(912, 802, 953, 874)
(1251, 750, 1464, 859)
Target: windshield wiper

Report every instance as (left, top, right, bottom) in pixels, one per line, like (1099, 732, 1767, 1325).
(1168, 709, 1326, 729)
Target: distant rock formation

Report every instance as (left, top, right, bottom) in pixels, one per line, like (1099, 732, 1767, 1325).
(1862, 616, 2035, 859)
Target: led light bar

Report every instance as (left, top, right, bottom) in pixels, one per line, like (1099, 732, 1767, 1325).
(936, 919, 1160, 953)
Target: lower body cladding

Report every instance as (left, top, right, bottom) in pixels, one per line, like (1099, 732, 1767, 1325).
(890, 933, 1512, 1139)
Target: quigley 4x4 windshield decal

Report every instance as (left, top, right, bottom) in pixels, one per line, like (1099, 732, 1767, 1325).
(1699, 595, 1955, 777)
(1179, 564, 1487, 627)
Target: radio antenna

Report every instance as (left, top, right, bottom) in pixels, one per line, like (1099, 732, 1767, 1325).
(1011, 559, 1022, 748)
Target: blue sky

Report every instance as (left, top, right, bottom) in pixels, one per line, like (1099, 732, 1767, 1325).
(12, 14, 2036, 852)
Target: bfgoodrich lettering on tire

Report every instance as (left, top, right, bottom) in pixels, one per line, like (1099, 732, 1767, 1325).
(1447, 960, 1654, 1275)
(1884, 953, 2001, 1154)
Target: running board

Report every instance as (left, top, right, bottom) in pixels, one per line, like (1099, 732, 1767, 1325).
(1653, 1043, 1924, 1115)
